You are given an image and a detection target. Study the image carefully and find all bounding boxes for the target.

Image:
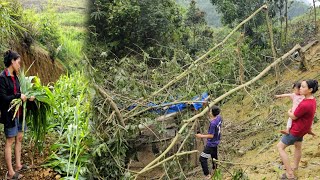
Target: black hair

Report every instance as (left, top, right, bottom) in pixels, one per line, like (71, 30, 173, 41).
(304, 79, 319, 94)
(292, 82, 301, 89)
(211, 105, 220, 116)
(3, 50, 20, 68)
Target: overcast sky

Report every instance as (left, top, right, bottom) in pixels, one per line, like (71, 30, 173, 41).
(304, 0, 320, 6)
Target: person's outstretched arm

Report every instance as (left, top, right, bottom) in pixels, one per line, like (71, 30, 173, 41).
(275, 93, 293, 98)
(195, 134, 214, 139)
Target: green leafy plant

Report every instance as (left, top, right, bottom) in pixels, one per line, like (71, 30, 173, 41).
(212, 169, 223, 180)
(9, 70, 54, 150)
(44, 72, 92, 179)
(231, 168, 248, 180)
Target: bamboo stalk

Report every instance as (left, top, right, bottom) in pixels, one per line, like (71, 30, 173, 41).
(148, 4, 268, 99)
(265, 9, 280, 84)
(94, 84, 125, 127)
(126, 4, 268, 115)
(133, 44, 301, 178)
(134, 150, 198, 177)
(124, 100, 209, 121)
(184, 44, 301, 124)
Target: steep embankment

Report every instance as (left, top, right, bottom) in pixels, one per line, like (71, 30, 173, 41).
(15, 44, 65, 84)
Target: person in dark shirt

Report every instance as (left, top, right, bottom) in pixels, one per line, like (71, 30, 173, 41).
(196, 105, 222, 180)
(0, 50, 35, 179)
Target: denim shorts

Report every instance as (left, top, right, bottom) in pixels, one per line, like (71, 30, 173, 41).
(281, 133, 303, 145)
(4, 118, 27, 138)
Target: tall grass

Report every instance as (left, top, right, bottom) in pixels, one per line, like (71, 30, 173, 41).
(0, 0, 26, 51)
(57, 27, 84, 68)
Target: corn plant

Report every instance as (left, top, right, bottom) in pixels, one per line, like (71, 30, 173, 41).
(43, 72, 92, 179)
(8, 70, 54, 150)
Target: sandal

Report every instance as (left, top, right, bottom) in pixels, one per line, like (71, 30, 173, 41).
(5, 171, 23, 180)
(280, 173, 297, 180)
(16, 164, 29, 172)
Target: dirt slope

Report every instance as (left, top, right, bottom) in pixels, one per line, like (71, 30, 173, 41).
(189, 36, 320, 179)
(218, 40, 320, 179)
(232, 40, 320, 180)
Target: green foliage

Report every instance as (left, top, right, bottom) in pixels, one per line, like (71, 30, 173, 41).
(87, 0, 184, 59)
(183, 0, 212, 56)
(9, 70, 54, 151)
(38, 12, 61, 59)
(58, 27, 85, 68)
(0, 0, 26, 51)
(57, 12, 87, 27)
(231, 169, 248, 180)
(44, 72, 93, 178)
(212, 169, 222, 179)
(176, 0, 222, 27)
(20, 2, 84, 68)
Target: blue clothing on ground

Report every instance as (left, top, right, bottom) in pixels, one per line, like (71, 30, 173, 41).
(164, 103, 187, 114)
(206, 115, 222, 147)
(127, 92, 208, 114)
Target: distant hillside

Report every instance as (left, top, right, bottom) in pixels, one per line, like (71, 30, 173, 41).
(176, 0, 310, 27)
(288, 1, 311, 19)
(175, 0, 222, 27)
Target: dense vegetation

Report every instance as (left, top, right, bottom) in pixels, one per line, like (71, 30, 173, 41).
(1, 0, 319, 179)
(85, 0, 318, 179)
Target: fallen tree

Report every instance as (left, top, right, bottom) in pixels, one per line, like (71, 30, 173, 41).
(133, 43, 302, 179)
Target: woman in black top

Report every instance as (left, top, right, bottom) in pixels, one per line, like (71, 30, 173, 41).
(0, 50, 34, 179)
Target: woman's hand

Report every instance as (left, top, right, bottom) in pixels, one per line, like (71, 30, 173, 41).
(29, 96, 35, 101)
(21, 94, 27, 102)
